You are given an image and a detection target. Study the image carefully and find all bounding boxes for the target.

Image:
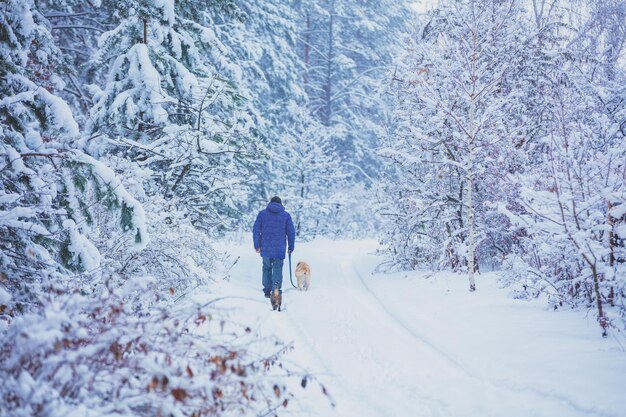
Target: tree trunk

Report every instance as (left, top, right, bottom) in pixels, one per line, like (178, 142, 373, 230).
(297, 171, 305, 237)
(323, 0, 335, 126)
(467, 101, 476, 292)
(608, 200, 615, 306)
(467, 17, 477, 292)
(143, 18, 147, 44)
(138, 18, 148, 133)
(591, 264, 608, 337)
(304, 12, 310, 85)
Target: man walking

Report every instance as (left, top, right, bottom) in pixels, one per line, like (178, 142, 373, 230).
(253, 196, 296, 299)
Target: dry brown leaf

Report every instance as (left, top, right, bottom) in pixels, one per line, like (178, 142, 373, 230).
(109, 341, 122, 361)
(147, 376, 159, 392)
(195, 313, 206, 325)
(171, 388, 187, 402)
(213, 388, 223, 399)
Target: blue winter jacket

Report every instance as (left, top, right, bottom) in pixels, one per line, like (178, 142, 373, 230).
(253, 202, 296, 259)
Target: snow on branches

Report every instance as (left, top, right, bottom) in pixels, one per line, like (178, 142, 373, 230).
(0, 279, 299, 417)
(1, 2, 309, 415)
(381, 0, 626, 335)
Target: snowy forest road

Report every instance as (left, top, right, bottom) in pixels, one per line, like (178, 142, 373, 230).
(218, 238, 625, 417)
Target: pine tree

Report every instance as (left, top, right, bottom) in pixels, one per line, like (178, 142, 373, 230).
(0, 0, 146, 308)
(86, 0, 260, 232)
(298, 0, 411, 172)
(38, 0, 112, 119)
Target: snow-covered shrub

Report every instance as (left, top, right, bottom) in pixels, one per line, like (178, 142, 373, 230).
(490, 0, 626, 336)
(93, 195, 221, 297)
(73, 153, 223, 297)
(0, 276, 299, 417)
(499, 75, 626, 336)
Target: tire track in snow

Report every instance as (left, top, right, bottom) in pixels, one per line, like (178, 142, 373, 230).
(350, 253, 617, 417)
(281, 249, 449, 417)
(280, 296, 392, 417)
(350, 257, 477, 378)
(227, 275, 389, 416)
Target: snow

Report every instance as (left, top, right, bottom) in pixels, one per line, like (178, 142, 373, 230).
(0, 286, 11, 304)
(74, 152, 149, 249)
(209, 237, 626, 417)
(612, 203, 626, 219)
(64, 219, 101, 271)
(37, 84, 80, 136)
(199, 139, 225, 154)
(410, 1, 437, 13)
(3, 146, 33, 176)
(120, 275, 156, 297)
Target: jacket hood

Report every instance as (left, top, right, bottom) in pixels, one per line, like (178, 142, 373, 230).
(266, 202, 285, 213)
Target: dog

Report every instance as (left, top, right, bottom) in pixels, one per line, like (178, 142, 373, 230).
(270, 288, 282, 311)
(295, 261, 312, 291)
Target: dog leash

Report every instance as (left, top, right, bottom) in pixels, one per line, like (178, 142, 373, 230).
(288, 252, 297, 289)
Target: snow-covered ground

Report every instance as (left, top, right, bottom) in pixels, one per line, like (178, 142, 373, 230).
(209, 238, 626, 417)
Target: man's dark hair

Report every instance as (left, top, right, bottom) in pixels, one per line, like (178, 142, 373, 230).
(270, 196, 282, 204)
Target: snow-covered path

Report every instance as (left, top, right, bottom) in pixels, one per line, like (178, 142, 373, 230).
(213, 238, 626, 417)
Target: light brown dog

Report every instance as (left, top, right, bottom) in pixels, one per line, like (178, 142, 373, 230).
(295, 261, 312, 291)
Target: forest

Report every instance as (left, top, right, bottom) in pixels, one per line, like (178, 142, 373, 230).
(1, 0, 625, 416)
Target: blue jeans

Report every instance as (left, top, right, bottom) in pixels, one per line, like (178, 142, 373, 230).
(262, 257, 284, 295)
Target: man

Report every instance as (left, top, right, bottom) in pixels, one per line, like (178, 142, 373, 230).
(253, 196, 296, 298)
